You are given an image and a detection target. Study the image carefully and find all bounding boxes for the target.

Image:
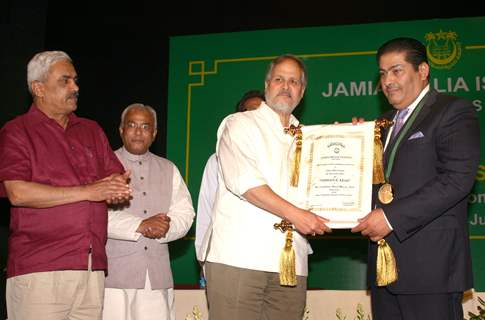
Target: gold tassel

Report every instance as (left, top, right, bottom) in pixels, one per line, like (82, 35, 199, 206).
(279, 229, 297, 286)
(376, 239, 398, 286)
(274, 220, 297, 286)
(373, 132, 385, 184)
(284, 125, 303, 187)
(373, 120, 392, 184)
(290, 136, 302, 187)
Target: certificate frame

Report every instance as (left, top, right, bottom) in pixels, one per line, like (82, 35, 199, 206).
(289, 121, 375, 228)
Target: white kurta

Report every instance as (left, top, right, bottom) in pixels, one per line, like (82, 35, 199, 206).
(103, 148, 195, 320)
(195, 153, 218, 261)
(203, 103, 311, 276)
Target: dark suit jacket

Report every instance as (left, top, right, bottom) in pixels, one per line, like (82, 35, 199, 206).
(368, 89, 480, 294)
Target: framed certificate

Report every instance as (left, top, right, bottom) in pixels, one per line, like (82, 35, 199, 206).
(288, 121, 375, 228)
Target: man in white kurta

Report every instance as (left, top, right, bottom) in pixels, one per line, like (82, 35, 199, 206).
(202, 55, 331, 320)
(195, 152, 217, 263)
(103, 104, 195, 320)
(195, 91, 264, 262)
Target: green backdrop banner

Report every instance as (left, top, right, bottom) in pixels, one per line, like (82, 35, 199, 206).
(167, 16, 485, 290)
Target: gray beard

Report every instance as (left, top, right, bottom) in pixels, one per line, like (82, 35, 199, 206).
(270, 101, 296, 114)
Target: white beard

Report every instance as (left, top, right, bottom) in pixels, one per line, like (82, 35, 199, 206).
(270, 101, 297, 114)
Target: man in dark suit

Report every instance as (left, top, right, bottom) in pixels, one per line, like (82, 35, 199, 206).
(352, 37, 480, 319)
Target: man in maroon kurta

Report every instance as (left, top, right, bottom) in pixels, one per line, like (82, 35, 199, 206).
(0, 51, 131, 320)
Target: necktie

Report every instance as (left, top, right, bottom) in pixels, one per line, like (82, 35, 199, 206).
(391, 108, 409, 141)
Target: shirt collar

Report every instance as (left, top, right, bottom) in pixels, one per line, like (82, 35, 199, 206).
(119, 146, 151, 162)
(28, 104, 81, 128)
(396, 84, 430, 120)
(385, 84, 430, 150)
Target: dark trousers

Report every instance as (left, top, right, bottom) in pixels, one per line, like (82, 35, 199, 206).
(371, 286, 463, 320)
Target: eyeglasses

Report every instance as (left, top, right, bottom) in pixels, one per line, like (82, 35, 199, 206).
(124, 122, 153, 131)
(268, 76, 302, 87)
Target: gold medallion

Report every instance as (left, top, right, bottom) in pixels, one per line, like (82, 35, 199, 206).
(378, 183, 394, 204)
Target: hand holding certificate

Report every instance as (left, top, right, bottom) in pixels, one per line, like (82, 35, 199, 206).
(288, 121, 376, 228)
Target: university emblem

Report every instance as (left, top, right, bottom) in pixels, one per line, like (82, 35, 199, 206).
(424, 30, 462, 69)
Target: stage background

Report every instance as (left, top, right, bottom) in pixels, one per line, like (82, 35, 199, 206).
(167, 16, 485, 290)
(1, 2, 485, 317)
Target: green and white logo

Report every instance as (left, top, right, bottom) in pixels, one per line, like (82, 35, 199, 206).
(424, 30, 462, 69)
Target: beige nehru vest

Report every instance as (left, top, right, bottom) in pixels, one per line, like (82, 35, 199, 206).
(105, 148, 174, 289)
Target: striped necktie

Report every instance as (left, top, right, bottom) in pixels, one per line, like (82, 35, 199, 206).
(391, 108, 409, 141)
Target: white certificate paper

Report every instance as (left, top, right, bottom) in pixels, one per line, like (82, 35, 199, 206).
(289, 121, 375, 228)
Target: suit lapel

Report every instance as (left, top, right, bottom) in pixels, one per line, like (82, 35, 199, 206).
(400, 89, 436, 142)
(383, 111, 397, 164)
(382, 89, 437, 165)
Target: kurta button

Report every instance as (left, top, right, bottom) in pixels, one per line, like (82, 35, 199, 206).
(144, 246, 147, 250)
(142, 192, 146, 196)
(143, 210, 147, 214)
(140, 176, 144, 180)
(139, 161, 142, 165)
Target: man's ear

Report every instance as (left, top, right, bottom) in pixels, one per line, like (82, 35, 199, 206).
(418, 62, 430, 80)
(31, 81, 44, 98)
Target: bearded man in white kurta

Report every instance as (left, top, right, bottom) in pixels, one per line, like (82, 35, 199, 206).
(103, 103, 195, 320)
(202, 55, 332, 320)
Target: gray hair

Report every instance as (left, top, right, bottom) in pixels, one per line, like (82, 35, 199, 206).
(120, 103, 158, 129)
(265, 54, 307, 88)
(27, 51, 72, 94)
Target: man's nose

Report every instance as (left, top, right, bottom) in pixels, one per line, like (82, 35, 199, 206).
(380, 74, 393, 89)
(281, 79, 290, 89)
(69, 79, 79, 92)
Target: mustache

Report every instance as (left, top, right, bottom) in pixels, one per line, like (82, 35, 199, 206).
(385, 84, 399, 90)
(68, 91, 79, 99)
(277, 89, 292, 97)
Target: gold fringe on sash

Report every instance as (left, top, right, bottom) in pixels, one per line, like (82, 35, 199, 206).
(373, 119, 392, 184)
(274, 220, 297, 286)
(290, 139, 302, 187)
(284, 125, 303, 187)
(376, 239, 398, 286)
(373, 127, 385, 184)
(373, 119, 397, 286)
(273, 125, 302, 286)
(280, 229, 296, 286)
